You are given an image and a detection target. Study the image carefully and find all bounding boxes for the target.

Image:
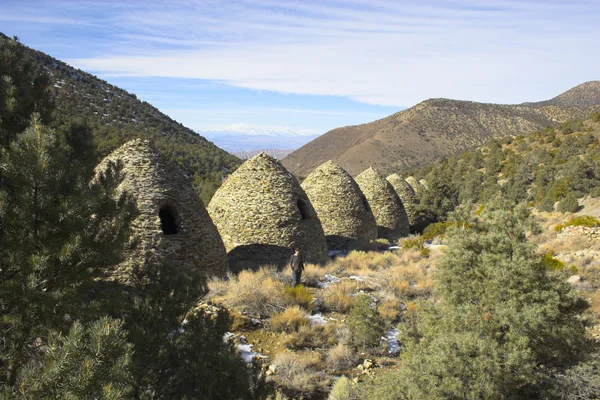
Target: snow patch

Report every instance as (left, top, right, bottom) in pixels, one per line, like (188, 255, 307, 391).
(308, 313, 327, 326)
(317, 274, 342, 288)
(236, 344, 268, 364)
(384, 328, 400, 355)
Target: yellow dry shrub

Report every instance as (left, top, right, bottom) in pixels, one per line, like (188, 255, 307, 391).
(323, 280, 358, 312)
(270, 306, 310, 333)
(272, 351, 327, 395)
(301, 263, 330, 287)
(369, 252, 400, 269)
(215, 266, 286, 317)
(326, 343, 359, 371)
(378, 298, 402, 321)
(284, 323, 338, 350)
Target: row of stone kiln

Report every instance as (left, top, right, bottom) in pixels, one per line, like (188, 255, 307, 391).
(96, 139, 428, 278)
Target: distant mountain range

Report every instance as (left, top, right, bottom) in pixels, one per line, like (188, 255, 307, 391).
(233, 149, 292, 160)
(2, 33, 240, 202)
(282, 81, 600, 178)
(202, 132, 319, 153)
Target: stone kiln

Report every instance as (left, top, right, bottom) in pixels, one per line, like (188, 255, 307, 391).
(355, 167, 410, 240)
(302, 161, 377, 250)
(208, 153, 328, 272)
(95, 139, 228, 281)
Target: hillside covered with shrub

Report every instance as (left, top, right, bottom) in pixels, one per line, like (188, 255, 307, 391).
(0, 33, 240, 203)
(405, 112, 600, 224)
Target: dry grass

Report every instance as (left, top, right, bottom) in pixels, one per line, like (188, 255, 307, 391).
(301, 263, 333, 287)
(272, 351, 328, 395)
(378, 298, 402, 321)
(586, 290, 600, 315)
(270, 306, 310, 333)
(322, 280, 359, 312)
(284, 323, 339, 350)
(326, 343, 359, 371)
(207, 266, 286, 317)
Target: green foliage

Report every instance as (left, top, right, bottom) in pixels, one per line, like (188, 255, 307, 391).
(13, 318, 133, 399)
(364, 201, 590, 399)
(555, 215, 600, 231)
(284, 285, 314, 311)
(328, 376, 352, 400)
(541, 253, 565, 271)
(0, 115, 136, 387)
(592, 111, 600, 122)
(405, 114, 600, 220)
(422, 221, 456, 240)
(347, 294, 385, 349)
(400, 236, 425, 250)
(559, 119, 584, 134)
(557, 192, 580, 213)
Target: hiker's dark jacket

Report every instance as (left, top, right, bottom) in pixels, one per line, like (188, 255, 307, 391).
(290, 254, 304, 271)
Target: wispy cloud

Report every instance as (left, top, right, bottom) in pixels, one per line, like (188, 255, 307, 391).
(4, 0, 599, 108)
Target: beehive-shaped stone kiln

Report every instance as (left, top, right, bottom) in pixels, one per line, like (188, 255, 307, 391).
(405, 176, 426, 195)
(208, 153, 328, 272)
(301, 161, 377, 250)
(355, 167, 410, 240)
(95, 139, 228, 281)
(386, 173, 419, 229)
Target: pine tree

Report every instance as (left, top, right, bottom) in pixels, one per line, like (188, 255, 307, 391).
(0, 114, 136, 388)
(11, 317, 133, 399)
(357, 200, 591, 399)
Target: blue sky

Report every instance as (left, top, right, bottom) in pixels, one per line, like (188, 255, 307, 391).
(2, 0, 599, 144)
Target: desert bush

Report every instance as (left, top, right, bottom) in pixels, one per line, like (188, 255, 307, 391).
(270, 306, 310, 333)
(301, 263, 329, 287)
(347, 294, 385, 349)
(400, 235, 425, 250)
(378, 298, 402, 321)
(283, 285, 314, 310)
(328, 376, 353, 400)
(273, 352, 327, 396)
(368, 252, 399, 269)
(592, 111, 600, 122)
(284, 324, 338, 350)
(555, 215, 600, 231)
(422, 221, 454, 240)
(334, 324, 352, 345)
(557, 193, 579, 213)
(322, 280, 358, 312)
(213, 266, 286, 317)
(541, 253, 565, 271)
(326, 344, 359, 371)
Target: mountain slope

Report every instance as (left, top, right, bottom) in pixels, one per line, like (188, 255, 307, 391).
(2, 33, 240, 202)
(524, 81, 600, 107)
(283, 85, 600, 178)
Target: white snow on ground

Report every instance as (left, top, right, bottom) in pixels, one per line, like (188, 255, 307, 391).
(384, 328, 400, 355)
(223, 332, 235, 343)
(317, 274, 342, 288)
(236, 344, 268, 363)
(348, 275, 366, 281)
(308, 313, 328, 326)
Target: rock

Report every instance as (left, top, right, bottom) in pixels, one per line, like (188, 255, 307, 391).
(363, 359, 373, 369)
(268, 364, 276, 375)
(567, 275, 581, 284)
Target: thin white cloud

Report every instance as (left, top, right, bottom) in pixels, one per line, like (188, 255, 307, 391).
(10, 0, 600, 106)
(197, 123, 319, 137)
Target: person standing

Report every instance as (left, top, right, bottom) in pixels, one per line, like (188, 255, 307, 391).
(289, 247, 304, 287)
